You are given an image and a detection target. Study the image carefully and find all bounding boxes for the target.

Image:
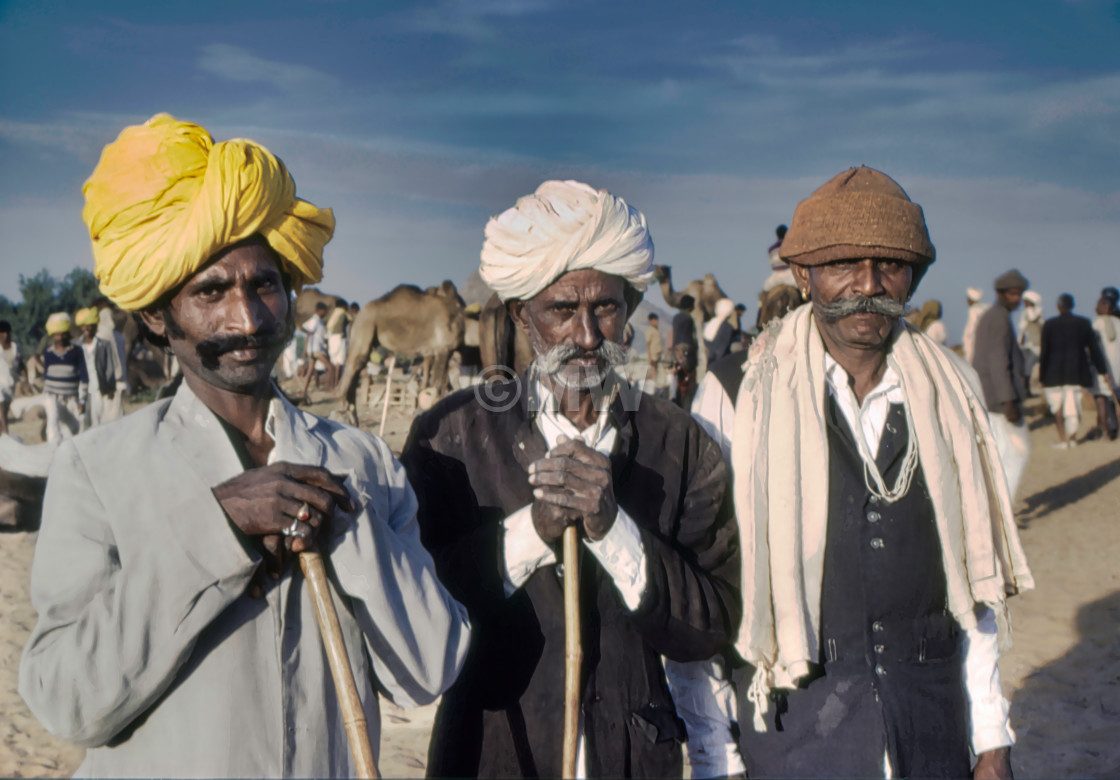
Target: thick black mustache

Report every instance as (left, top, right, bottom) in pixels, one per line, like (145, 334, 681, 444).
(815, 295, 910, 323)
(196, 330, 287, 370)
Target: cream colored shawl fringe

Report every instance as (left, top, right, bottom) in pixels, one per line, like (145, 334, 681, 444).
(730, 305, 1034, 731)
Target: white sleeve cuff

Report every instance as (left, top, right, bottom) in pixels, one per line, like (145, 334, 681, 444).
(963, 605, 1015, 754)
(500, 504, 556, 597)
(584, 507, 646, 610)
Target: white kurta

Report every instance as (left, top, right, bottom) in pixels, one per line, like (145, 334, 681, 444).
(20, 382, 470, 778)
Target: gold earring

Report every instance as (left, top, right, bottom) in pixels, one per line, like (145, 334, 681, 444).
(800, 288, 809, 301)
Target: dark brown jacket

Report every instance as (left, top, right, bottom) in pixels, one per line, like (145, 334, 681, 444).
(401, 378, 740, 778)
(972, 303, 1026, 411)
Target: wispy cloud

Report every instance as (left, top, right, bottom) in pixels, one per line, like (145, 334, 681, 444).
(385, 0, 559, 42)
(0, 112, 140, 163)
(196, 44, 339, 95)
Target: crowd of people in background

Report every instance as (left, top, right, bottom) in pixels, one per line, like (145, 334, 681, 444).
(3, 240, 1118, 456)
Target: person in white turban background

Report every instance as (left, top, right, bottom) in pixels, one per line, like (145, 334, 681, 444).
(1018, 289, 1044, 390)
(402, 180, 740, 778)
(20, 113, 471, 778)
(962, 285, 990, 363)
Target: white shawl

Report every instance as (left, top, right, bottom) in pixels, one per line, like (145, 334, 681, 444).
(731, 305, 1033, 729)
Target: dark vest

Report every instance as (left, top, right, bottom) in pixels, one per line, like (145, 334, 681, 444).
(738, 397, 970, 779)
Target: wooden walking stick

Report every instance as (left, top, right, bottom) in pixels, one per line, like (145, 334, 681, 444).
(561, 523, 581, 779)
(377, 354, 396, 439)
(561, 382, 619, 778)
(300, 548, 381, 779)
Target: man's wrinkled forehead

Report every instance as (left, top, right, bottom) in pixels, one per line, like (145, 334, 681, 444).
(533, 269, 626, 303)
(185, 240, 284, 287)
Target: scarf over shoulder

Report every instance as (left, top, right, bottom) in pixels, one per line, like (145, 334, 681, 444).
(730, 305, 1033, 729)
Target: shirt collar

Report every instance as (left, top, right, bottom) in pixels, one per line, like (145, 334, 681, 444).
(532, 374, 618, 454)
(822, 351, 905, 408)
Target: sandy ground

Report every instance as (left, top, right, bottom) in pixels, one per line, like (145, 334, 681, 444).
(1, 381, 1118, 777)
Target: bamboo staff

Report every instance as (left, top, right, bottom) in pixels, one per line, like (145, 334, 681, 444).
(300, 549, 380, 779)
(561, 382, 619, 778)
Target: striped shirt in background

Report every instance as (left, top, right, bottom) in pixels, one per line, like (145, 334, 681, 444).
(43, 345, 89, 402)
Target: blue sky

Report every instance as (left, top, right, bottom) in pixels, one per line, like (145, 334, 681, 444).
(2, 0, 1119, 336)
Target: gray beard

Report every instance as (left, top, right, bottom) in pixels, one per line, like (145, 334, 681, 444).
(815, 295, 910, 323)
(535, 340, 630, 390)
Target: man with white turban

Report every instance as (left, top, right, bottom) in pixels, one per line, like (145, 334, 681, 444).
(1018, 289, 1044, 389)
(20, 114, 470, 778)
(962, 286, 990, 362)
(402, 180, 740, 778)
(730, 167, 1031, 778)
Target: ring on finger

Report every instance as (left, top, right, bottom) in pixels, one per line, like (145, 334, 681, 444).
(281, 517, 309, 539)
(296, 502, 312, 523)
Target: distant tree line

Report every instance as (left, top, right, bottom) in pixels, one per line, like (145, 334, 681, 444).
(0, 268, 101, 352)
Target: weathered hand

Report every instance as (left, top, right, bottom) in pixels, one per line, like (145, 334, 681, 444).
(213, 461, 353, 562)
(528, 436, 616, 542)
(1002, 400, 1022, 424)
(973, 747, 1012, 780)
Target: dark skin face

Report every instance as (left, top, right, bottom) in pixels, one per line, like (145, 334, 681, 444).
(791, 257, 913, 404)
(80, 324, 97, 342)
(508, 268, 629, 428)
(142, 238, 351, 591)
(509, 269, 630, 544)
(996, 288, 1024, 312)
(141, 240, 291, 400)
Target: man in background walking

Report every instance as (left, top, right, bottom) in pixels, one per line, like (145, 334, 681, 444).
(1090, 288, 1120, 440)
(1040, 293, 1110, 449)
(972, 269, 1031, 496)
(41, 312, 87, 443)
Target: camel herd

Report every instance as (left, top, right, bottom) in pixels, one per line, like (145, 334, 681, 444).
(299, 264, 805, 420)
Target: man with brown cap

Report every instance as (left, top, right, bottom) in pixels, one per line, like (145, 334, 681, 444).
(972, 269, 1031, 496)
(730, 167, 1032, 779)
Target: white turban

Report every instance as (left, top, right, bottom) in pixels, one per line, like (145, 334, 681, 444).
(479, 180, 655, 302)
(966, 287, 984, 303)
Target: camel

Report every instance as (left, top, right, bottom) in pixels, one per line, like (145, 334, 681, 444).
(478, 293, 534, 381)
(756, 285, 804, 329)
(334, 283, 466, 418)
(294, 287, 343, 328)
(653, 265, 730, 376)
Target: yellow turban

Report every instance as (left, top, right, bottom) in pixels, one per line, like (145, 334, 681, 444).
(74, 307, 100, 327)
(82, 113, 335, 311)
(46, 312, 72, 336)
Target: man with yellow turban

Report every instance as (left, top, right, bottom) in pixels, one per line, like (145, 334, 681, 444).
(74, 306, 124, 429)
(401, 180, 740, 778)
(20, 114, 470, 778)
(40, 311, 87, 443)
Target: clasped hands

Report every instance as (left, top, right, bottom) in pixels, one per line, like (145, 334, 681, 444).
(528, 435, 616, 545)
(213, 462, 353, 597)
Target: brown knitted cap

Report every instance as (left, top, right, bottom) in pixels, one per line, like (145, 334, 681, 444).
(779, 166, 935, 268)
